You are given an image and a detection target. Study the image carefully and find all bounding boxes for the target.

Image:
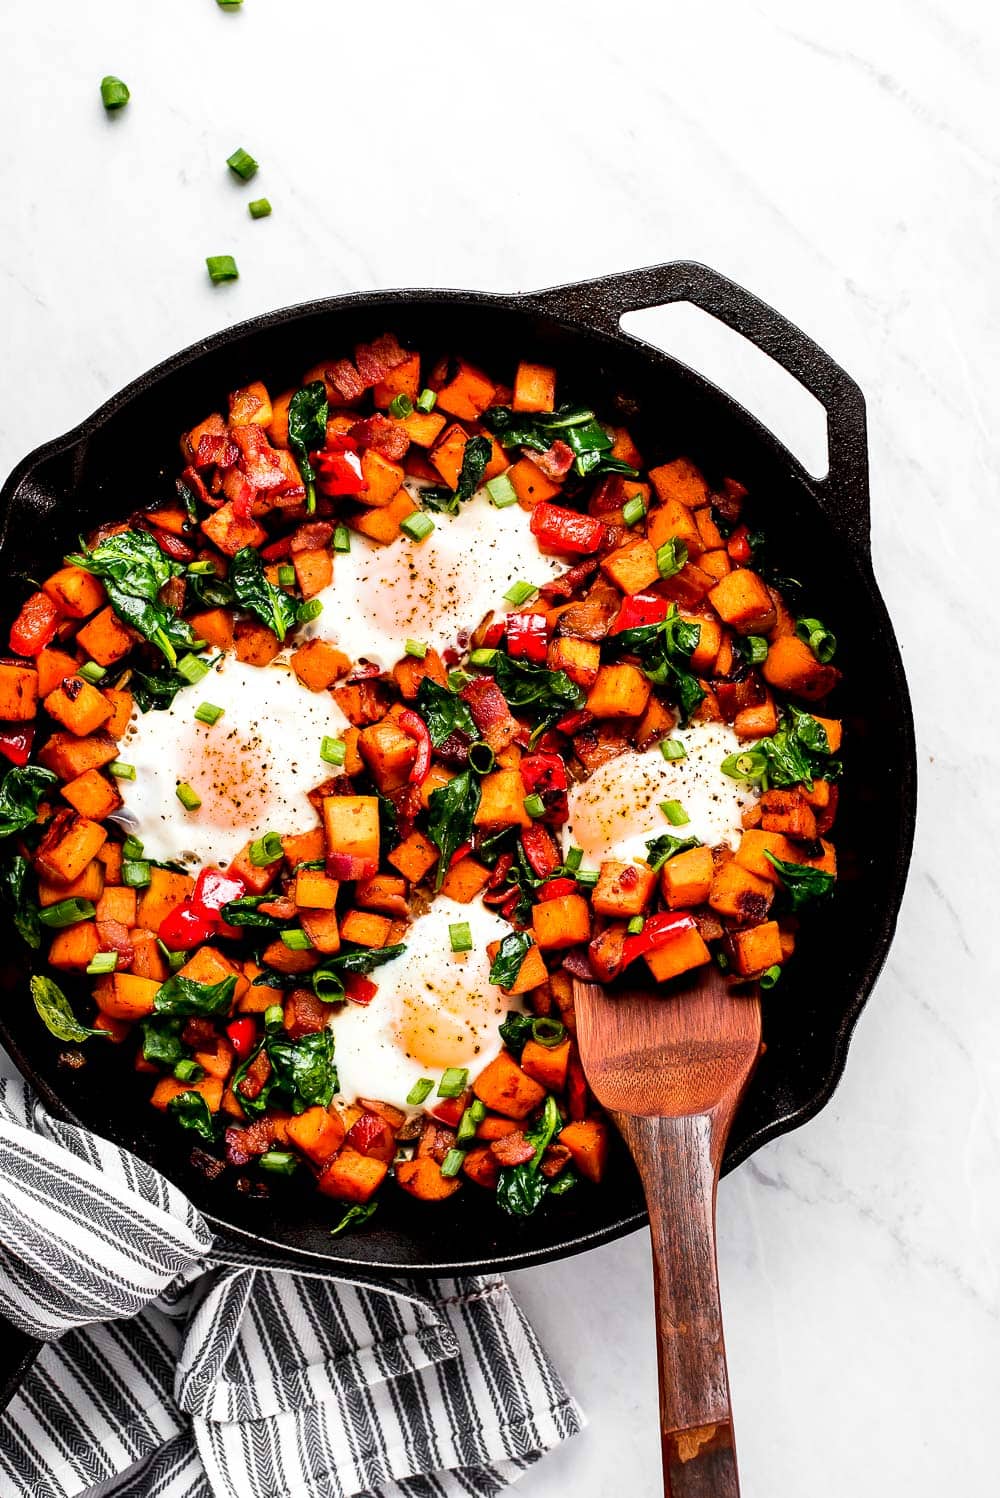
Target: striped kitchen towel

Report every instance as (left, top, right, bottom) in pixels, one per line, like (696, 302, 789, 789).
(0, 1073, 583, 1498)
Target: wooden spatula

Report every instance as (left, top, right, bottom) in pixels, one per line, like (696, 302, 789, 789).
(572, 964, 762, 1497)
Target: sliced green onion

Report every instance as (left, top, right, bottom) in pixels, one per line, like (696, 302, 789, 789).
(485, 473, 518, 509)
(660, 738, 687, 762)
(264, 1003, 284, 1030)
(440, 1148, 466, 1179)
(548, 1167, 579, 1196)
(122, 834, 144, 858)
(39, 898, 96, 928)
(448, 668, 472, 692)
(469, 647, 497, 668)
(796, 617, 837, 663)
(298, 599, 323, 624)
(206, 255, 239, 284)
(760, 964, 783, 990)
(720, 750, 768, 784)
(100, 76, 130, 111)
(626, 915, 645, 936)
(622, 494, 646, 528)
(656, 538, 688, 579)
(186, 559, 216, 575)
(280, 928, 313, 951)
(86, 951, 118, 975)
(531, 1016, 566, 1048)
(468, 741, 495, 775)
(158, 939, 186, 973)
(415, 388, 437, 413)
(176, 782, 201, 811)
(248, 198, 272, 220)
(122, 859, 151, 888)
(226, 147, 258, 181)
(216, 0, 244, 8)
(406, 1077, 434, 1106)
(258, 1149, 298, 1175)
(109, 761, 135, 780)
(320, 736, 346, 766)
(523, 793, 545, 820)
(78, 660, 106, 685)
(404, 639, 428, 659)
(401, 512, 435, 542)
(456, 1098, 486, 1144)
(177, 653, 211, 685)
(249, 831, 284, 866)
(449, 921, 473, 954)
(278, 564, 296, 587)
(575, 869, 599, 888)
(715, 950, 731, 973)
(661, 800, 689, 826)
(745, 635, 769, 665)
(503, 580, 537, 607)
(437, 1066, 468, 1099)
(388, 394, 414, 419)
(174, 1058, 204, 1083)
(332, 524, 351, 553)
(194, 701, 224, 726)
(564, 845, 583, 872)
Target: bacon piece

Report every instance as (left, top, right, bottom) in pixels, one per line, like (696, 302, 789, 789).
(236, 1047, 271, 1102)
(284, 988, 333, 1040)
(348, 413, 409, 461)
(230, 425, 290, 492)
(460, 678, 520, 753)
(225, 1118, 275, 1167)
(526, 440, 574, 480)
(96, 920, 134, 968)
(289, 521, 334, 553)
(181, 1017, 218, 1049)
(540, 1142, 572, 1179)
(328, 359, 366, 402)
(538, 558, 601, 603)
(490, 1130, 536, 1167)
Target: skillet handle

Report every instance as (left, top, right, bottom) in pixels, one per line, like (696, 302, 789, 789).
(524, 260, 871, 558)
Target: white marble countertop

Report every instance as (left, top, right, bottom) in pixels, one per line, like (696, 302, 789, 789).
(2, 2, 998, 1494)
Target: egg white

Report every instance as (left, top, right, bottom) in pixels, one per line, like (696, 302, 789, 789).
(331, 896, 522, 1112)
(116, 654, 349, 869)
(564, 721, 757, 868)
(304, 484, 565, 668)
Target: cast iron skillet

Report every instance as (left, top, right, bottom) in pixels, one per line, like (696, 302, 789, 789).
(0, 262, 916, 1307)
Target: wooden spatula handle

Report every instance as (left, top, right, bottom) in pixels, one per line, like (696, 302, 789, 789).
(615, 1109, 741, 1498)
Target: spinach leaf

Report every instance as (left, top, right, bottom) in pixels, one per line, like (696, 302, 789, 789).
(220, 894, 290, 931)
(722, 708, 840, 791)
(229, 546, 299, 643)
(377, 792, 400, 853)
(415, 678, 476, 748)
(0, 765, 57, 839)
(418, 486, 461, 516)
(496, 1095, 560, 1218)
(480, 405, 552, 454)
(167, 1090, 218, 1142)
(483, 405, 621, 478)
(498, 1010, 534, 1058)
(31, 975, 108, 1043)
(1, 854, 41, 947)
(764, 853, 836, 912)
(187, 568, 235, 610)
(426, 770, 481, 892)
(129, 663, 193, 713)
(456, 435, 491, 501)
(655, 537, 687, 579)
(267, 1029, 338, 1113)
(605, 605, 705, 724)
(330, 1202, 377, 1237)
(311, 942, 407, 1001)
(492, 653, 584, 729)
(287, 381, 329, 515)
(153, 974, 238, 1017)
(66, 530, 202, 667)
(489, 931, 533, 990)
(141, 1016, 185, 1067)
(548, 1167, 579, 1196)
(644, 833, 703, 872)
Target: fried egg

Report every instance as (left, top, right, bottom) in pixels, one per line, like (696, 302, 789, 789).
(564, 720, 757, 867)
(116, 654, 349, 869)
(331, 896, 520, 1112)
(304, 484, 565, 668)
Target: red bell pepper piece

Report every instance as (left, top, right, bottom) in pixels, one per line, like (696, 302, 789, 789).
(226, 1017, 258, 1059)
(520, 825, 560, 879)
(505, 612, 549, 662)
(158, 900, 217, 951)
(345, 1112, 391, 1156)
(344, 973, 378, 1006)
(324, 432, 359, 453)
(529, 502, 606, 556)
(261, 537, 292, 561)
(429, 1092, 470, 1127)
(193, 867, 245, 916)
(326, 853, 379, 881)
(554, 708, 592, 735)
(727, 525, 752, 565)
(621, 912, 697, 968)
(9, 591, 61, 657)
(520, 753, 568, 796)
(315, 449, 367, 496)
(609, 592, 671, 636)
(481, 619, 506, 648)
(449, 841, 473, 866)
(153, 531, 197, 564)
(0, 724, 34, 766)
(398, 709, 431, 785)
(537, 875, 578, 902)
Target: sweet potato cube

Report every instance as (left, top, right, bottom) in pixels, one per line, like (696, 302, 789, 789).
(592, 860, 657, 918)
(228, 380, 272, 428)
(513, 361, 556, 413)
(35, 648, 78, 699)
(100, 972, 161, 1020)
(680, 614, 723, 674)
(462, 1145, 500, 1190)
(648, 458, 711, 510)
(708, 861, 774, 924)
(103, 688, 134, 740)
(694, 506, 727, 551)
(635, 694, 677, 750)
(42, 566, 105, 619)
(178, 944, 246, 998)
(585, 663, 651, 718)
(61, 768, 122, 822)
(600, 538, 661, 595)
(339, 910, 392, 948)
(434, 360, 496, 422)
(358, 718, 417, 792)
(44, 678, 114, 736)
(532, 893, 591, 951)
(294, 869, 340, 910)
(759, 789, 817, 840)
(38, 859, 105, 907)
(188, 608, 234, 652)
(506, 457, 560, 507)
(317, 1147, 389, 1203)
(373, 352, 420, 408)
(395, 1155, 462, 1201)
(261, 939, 319, 975)
(734, 698, 779, 739)
(282, 827, 326, 867)
(762, 636, 840, 700)
(136, 866, 194, 928)
(292, 547, 333, 599)
(647, 497, 703, 557)
(644, 927, 712, 982)
(699, 549, 732, 581)
(0, 663, 38, 721)
(76, 607, 136, 667)
(485, 938, 548, 995)
(728, 920, 784, 976)
(473, 1051, 546, 1120)
(290, 639, 349, 692)
(810, 714, 842, 753)
(359, 449, 405, 508)
(200, 501, 268, 557)
(95, 885, 137, 927)
(150, 1074, 223, 1113)
(285, 1106, 345, 1165)
(323, 795, 380, 862)
(391, 647, 448, 701)
(227, 839, 281, 895)
(440, 856, 491, 904)
(129, 929, 170, 982)
(474, 770, 531, 829)
(34, 812, 107, 884)
(47, 921, 100, 972)
(352, 488, 418, 544)
(660, 845, 714, 909)
(402, 410, 447, 448)
(736, 829, 836, 882)
(388, 828, 438, 883)
(558, 1118, 609, 1183)
(233, 620, 282, 668)
(546, 636, 600, 689)
(520, 1036, 571, 1093)
(428, 422, 471, 490)
(709, 570, 777, 635)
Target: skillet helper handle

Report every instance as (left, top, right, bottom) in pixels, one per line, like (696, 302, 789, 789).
(525, 259, 871, 558)
(614, 1109, 741, 1498)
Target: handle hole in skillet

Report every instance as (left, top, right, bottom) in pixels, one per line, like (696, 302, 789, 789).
(620, 303, 830, 481)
